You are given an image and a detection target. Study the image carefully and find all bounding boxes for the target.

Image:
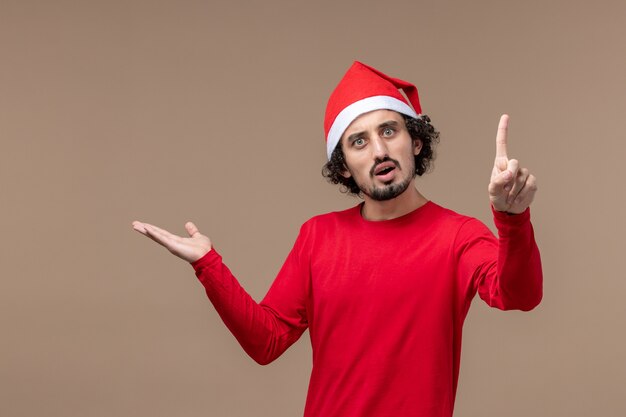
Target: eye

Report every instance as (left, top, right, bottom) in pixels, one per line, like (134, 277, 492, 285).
(382, 127, 395, 137)
(353, 137, 365, 147)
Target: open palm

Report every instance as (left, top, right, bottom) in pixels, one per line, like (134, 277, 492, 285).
(132, 221, 212, 263)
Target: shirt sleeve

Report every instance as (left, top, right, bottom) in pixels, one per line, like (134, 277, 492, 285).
(455, 207, 543, 312)
(191, 225, 311, 365)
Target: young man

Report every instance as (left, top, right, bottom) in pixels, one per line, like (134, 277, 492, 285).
(132, 61, 542, 417)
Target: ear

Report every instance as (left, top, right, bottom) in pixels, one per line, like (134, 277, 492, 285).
(340, 164, 352, 179)
(413, 138, 423, 156)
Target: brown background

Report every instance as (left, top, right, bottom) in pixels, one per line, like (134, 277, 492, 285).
(2, 0, 625, 416)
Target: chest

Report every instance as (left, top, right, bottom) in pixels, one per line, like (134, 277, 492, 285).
(309, 230, 457, 313)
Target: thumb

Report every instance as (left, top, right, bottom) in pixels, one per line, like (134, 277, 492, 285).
(489, 169, 513, 196)
(185, 221, 200, 237)
(495, 156, 509, 172)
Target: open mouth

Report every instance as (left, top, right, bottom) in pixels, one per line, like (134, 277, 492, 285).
(375, 166, 395, 176)
(373, 160, 398, 177)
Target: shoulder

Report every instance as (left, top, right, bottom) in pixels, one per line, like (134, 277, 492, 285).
(425, 202, 493, 241)
(291, 205, 361, 248)
(427, 201, 468, 221)
(425, 201, 479, 227)
(301, 204, 361, 230)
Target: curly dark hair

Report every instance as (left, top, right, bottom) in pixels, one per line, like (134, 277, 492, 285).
(321, 113, 440, 196)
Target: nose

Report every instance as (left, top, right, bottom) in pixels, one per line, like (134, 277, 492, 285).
(370, 136, 389, 159)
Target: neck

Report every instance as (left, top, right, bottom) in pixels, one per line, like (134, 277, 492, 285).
(361, 184, 428, 221)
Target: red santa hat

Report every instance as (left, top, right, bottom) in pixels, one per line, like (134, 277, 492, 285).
(324, 61, 422, 160)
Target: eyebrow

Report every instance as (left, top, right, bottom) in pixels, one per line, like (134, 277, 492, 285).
(378, 120, 400, 130)
(345, 120, 401, 143)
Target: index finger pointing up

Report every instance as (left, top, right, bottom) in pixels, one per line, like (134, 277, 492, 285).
(496, 114, 509, 159)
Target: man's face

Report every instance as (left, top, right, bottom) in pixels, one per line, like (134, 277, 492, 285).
(340, 110, 422, 201)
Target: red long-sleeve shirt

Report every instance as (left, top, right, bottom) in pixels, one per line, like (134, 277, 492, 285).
(191, 201, 543, 416)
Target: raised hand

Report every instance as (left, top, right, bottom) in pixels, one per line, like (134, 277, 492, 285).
(132, 221, 212, 263)
(488, 115, 537, 214)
